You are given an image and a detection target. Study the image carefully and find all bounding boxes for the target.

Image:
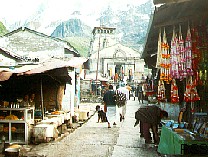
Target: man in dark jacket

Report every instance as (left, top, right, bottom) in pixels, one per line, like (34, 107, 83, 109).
(103, 84, 116, 128)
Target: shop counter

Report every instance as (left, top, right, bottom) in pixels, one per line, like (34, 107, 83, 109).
(33, 123, 59, 143)
(158, 125, 208, 156)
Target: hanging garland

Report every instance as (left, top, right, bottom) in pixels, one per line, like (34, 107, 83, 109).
(178, 25, 187, 80)
(160, 28, 171, 83)
(156, 29, 162, 69)
(157, 80, 166, 102)
(157, 25, 202, 105)
(184, 77, 200, 103)
(191, 26, 201, 75)
(171, 79, 179, 103)
(170, 27, 180, 79)
(185, 25, 194, 77)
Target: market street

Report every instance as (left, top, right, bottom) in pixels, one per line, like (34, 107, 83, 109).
(21, 98, 160, 157)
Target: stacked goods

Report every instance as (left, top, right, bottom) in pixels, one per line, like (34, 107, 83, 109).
(11, 127, 17, 132)
(5, 115, 19, 120)
(3, 127, 9, 132)
(51, 111, 60, 115)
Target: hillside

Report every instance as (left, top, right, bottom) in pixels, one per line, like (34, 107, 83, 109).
(64, 37, 91, 57)
(51, 0, 154, 55)
(0, 21, 8, 36)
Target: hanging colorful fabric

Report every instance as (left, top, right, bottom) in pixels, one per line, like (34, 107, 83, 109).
(170, 27, 180, 79)
(171, 79, 179, 103)
(191, 27, 200, 72)
(157, 80, 166, 102)
(184, 77, 200, 102)
(160, 28, 171, 83)
(185, 25, 194, 76)
(178, 25, 186, 80)
(156, 29, 162, 69)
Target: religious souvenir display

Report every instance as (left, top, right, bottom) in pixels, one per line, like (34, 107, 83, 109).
(185, 25, 194, 77)
(157, 80, 166, 102)
(160, 29, 171, 83)
(170, 27, 180, 79)
(170, 79, 179, 103)
(156, 29, 162, 69)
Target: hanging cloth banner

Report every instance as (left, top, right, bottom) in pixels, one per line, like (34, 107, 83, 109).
(178, 25, 186, 80)
(156, 29, 162, 68)
(185, 24, 194, 76)
(184, 76, 200, 103)
(157, 80, 166, 102)
(170, 79, 179, 103)
(160, 28, 171, 83)
(170, 27, 180, 79)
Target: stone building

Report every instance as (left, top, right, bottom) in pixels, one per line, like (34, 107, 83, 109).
(0, 27, 86, 116)
(88, 26, 145, 84)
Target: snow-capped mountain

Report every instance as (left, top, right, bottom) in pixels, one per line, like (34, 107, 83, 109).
(1, 0, 154, 52)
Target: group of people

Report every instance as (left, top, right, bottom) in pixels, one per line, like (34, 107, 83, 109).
(102, 82, 129, 128)
(20, 93, 36, 108)
(101, 81, 168, 145)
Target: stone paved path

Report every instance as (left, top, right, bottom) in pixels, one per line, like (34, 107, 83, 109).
(21, 98, 160, 157)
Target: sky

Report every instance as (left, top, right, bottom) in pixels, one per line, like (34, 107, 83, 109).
(0, 0, 150, 25)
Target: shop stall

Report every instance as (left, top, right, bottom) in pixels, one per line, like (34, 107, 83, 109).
(0, 107, 34, 144)
(158, 112, 208, 156)
(142, 0, 208, 156)
(0, 67, 73, 144)
(32, 110, 71, 143)
(158, 124, 208, 155)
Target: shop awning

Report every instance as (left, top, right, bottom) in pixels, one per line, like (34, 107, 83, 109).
(24, 57, 87, 75)
(0, 57, 87, 81)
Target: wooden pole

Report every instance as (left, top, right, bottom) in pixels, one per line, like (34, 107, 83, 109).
(41, 78, 44, 119)
(96, 27, 102, 95)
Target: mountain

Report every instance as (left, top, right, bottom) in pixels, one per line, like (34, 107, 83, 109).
(51, 18, 91, 38)
(98, 1, 153, 50)
(51, 0, 154, 53)
(0, 0, 154, 56)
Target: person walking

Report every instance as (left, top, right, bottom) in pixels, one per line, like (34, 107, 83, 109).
(103, 84, 117, 128)
(138, 82, 144, 103)
(117, 82, 129, 121)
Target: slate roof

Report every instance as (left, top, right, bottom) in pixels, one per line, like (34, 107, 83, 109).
(0, 27, 80, 58)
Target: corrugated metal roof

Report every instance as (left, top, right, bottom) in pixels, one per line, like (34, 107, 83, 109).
(0, 57, 87, 81)
(24, 57, 87, 75)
